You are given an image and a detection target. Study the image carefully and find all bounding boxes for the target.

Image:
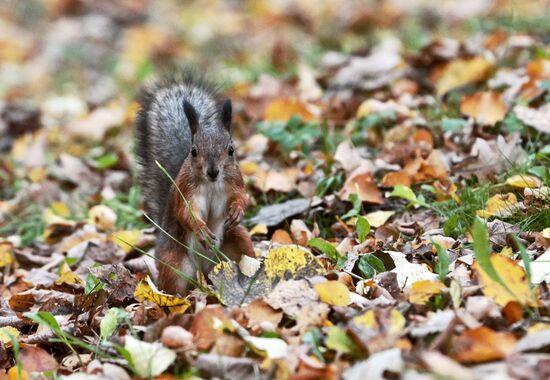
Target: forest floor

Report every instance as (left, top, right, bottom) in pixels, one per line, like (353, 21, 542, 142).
(1, 1, 550, 379)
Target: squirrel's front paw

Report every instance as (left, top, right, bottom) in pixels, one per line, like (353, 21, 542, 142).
(225, 204, 244, 229)
(194, 223, 217, 246)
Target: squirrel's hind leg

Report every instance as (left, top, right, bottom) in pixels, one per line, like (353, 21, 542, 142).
(155, 247, 195, 295)
(221, 225, 255, 261)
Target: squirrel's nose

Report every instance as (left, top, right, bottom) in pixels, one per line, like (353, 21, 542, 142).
(207, 168, 219, 180)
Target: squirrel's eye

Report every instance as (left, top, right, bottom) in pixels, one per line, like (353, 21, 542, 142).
(228, 146, 234, 156)
(191, 147, 197, 157)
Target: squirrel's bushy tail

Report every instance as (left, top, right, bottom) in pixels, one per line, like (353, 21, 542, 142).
(134, 70, 221, 223)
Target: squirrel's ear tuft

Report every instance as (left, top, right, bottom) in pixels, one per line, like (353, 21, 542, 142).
(183, 100, 199, 135)
(220, 99, 232, 132)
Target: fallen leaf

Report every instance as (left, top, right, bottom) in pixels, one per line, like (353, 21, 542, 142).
(505, 174, 542, 189)
(134, 276, 191, 313)
(451, 327, 516, 363)
(264, 98, 317, 122)
(271, 229, 293, 244)
(514, 103, 550, 134)
(124, 335, 176, 378)
(433, 57, 494, 96)
(340, 171, 383, 204)
(314, 281, 351, 306)
(460, 91, 507, 125)
(364, 210, 395, 228)
(409, 280, 445, 304)
(476, 193, 522, 218)
(243, 336, 288, 359)
(110, 229, 142, 253)
(474, 254, 535, 306)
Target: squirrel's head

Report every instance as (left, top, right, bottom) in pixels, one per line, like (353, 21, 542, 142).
(184, 99, 236, 183)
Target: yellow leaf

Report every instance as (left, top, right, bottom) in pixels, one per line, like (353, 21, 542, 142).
(264, 98, 316, 122)
(240, 160, 259, 176)
(460, 91, 507, 125)
(111, 230, 141, 253)
(542, 228, 550, 239)
(476, 193, 521, 218)
(434, 57, 494, 96)
(0, 326, 20, 347)
(0, 243, 14, 268)
(249, 224, 268, 236)
(409, 280, 445, 304)
(134, 276, 190, 314)
(50, 201, 71, 218)
(505, 175, 542, 189)
(27, 166, 46, 183)
(388, 309, 406, 336)
(314, 281, 350, 306)
(264, 246, 324, 280)
(8, 367, 29, 380)
(474, 255, 535, 306)
(55, 263, 84, 286)
(352, 310, 378, 329)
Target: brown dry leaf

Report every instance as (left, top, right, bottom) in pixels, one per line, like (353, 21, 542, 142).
(264, 98, 316, 122)
(451, 327, 516, 363)
(381, 171, 412, 187)
(190, 306, 234, 351)
(474, 254, 535, 306)
(271, 229, 293, 244)
(254, 168, 299, 193)
(340, 171, 383, 204)
(460, 91, 507, 125)
(19, 345, 58, 372)
(244, 299, 283, 329)
(433, 57, 494, 96)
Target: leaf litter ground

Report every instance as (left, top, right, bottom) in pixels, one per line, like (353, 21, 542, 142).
(1, 1, 550, 379)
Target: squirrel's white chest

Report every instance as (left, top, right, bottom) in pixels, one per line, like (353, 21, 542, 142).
(196, 181, 227, 233)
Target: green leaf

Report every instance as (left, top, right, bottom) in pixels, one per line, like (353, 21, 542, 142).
(449, 279, 462, 309)
(100, 308, 127, 341)
(342, 193, 361, 220)
(94, 153, 119, 169)
(514, 236, 532, 287)
(25, 311, 62, 335)
(389, 185, 417, 204)
(302, 328, 324, 363)
(433, 241, 450, 282)
(356, 216, 371, 243)
(472, 219, 515, 298)
(441, 117, 467, 132)
(503, 112, 525, 133)
(308, 238, 339, 261)
(85, 273, 104, 295)
(358, 254, 385, 279)
(325, 326, 357, 355)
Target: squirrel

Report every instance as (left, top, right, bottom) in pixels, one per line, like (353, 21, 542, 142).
(135, 71, 255, 295)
